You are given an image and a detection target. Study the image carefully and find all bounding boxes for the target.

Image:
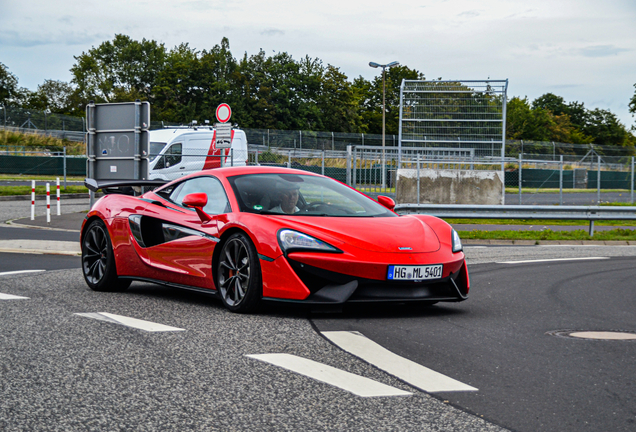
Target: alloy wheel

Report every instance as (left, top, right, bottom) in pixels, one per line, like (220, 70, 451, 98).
(83, 224, 108, 285)
(218, 237, 251, 307)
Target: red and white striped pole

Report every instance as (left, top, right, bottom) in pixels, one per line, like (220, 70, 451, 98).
(30, 180, 35, 220)
(56, 177, 61, 216)
(46, 183, 51, 224)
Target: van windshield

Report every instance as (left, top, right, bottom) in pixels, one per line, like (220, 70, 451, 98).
(149, 142, 167, 161)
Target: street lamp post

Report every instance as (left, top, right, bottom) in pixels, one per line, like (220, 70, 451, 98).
(369, 61, 399, 190)
(0, 104, 5, 147)
(45, 108, 51, 132)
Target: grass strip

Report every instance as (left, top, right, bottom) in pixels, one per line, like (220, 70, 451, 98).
(457, 228, 636, 241)
(0, 185, 88, 196)
(445, 218, 636, 227)
(504, 187, 633, 194)
(0, 174, 85, 181)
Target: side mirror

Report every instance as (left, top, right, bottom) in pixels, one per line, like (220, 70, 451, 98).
(377, 195, 396, 211)
(182, 193, 212, 222)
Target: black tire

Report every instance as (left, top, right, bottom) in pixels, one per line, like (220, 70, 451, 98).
(81, 219, 131, 292)
(216, 232, 262, 313)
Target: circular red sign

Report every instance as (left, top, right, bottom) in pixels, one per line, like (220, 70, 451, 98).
(216, 103, 232, 123)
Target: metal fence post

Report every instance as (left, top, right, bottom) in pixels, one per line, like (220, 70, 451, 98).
(559, 155, 563, 205)
(287, 150, 291, 168)
(353, 147, 357, 188)
(417, 153, 420, 204)
(63, 146, 67, 190)
(321, 151, 325, 176)
(597, 155, 601, 205)
(630, 156, 634, 204)
(518, 154, 522, 205)
(346, 145, 352, 186)
(501, 137, 505, 205)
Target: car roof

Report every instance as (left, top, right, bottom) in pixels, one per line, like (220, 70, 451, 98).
(200, 165, 321, 179)
(149, 128, 213, 143)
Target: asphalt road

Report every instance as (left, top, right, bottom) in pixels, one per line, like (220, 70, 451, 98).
(313, 256, 636, 431)
(3, 199, 636, 431)
(0, 251, 79, 272)
(0, 224, 79, 241)
(0, 268, 506, 432)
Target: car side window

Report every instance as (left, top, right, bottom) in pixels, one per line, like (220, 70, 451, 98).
(171, 176, 231, 215)
(154, 143, 182, 170)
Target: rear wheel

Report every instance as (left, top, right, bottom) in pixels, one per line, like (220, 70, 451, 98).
(82, 219, 131, 292)
(216, 232, 262, 313)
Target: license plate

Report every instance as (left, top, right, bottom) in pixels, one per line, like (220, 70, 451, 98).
(387, 264, 443, 281)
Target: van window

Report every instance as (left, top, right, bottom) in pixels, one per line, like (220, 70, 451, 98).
(154, 143, 182, 170)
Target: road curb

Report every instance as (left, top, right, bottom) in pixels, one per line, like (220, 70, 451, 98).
(5, 220, 81, 233)
(0, 239, 81, 256)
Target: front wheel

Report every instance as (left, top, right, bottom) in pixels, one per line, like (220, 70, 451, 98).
(81, 219, 131, 292)
(216, 232, 262, 313)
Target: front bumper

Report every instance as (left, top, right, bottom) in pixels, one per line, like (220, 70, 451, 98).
(265, 257, 469, 304)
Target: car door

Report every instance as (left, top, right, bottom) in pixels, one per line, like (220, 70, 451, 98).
(136, 175, 231, 289)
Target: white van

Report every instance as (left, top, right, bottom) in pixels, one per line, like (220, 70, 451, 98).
(148, 127, 248, 181)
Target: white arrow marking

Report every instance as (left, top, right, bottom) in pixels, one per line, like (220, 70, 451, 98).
(75, 312, 185, 332)
(0, 270, 45, 277)
(246, 353, 411, 397)
(322, 331, 477, 393)
(0, 292, 30, 300)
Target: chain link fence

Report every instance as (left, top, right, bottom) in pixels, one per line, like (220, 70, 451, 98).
(2, 104, 636, 205)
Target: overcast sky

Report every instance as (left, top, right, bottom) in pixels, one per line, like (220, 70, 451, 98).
(1, 0, 635, 127)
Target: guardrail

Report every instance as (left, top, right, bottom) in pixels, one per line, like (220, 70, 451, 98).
(394, 204, 636, 236)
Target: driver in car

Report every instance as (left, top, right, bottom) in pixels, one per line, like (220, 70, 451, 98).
(271, 182, 300, 214)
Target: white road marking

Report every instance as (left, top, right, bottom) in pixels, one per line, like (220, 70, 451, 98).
(246, 353, 412, 397)
(75, 312, 185, 332)
(497, 256, 609, 264)
(0, 270, 45, 277)
(322, 331, 477, 393)
(0, 292, 30, 300)
(570, 331, 636, 340)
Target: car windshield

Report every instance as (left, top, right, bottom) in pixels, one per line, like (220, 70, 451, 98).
(149, 142, 167, 162)
(228, 173, 397, 217)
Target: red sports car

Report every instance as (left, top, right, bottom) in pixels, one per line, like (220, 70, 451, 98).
(82, 166, 469, 313)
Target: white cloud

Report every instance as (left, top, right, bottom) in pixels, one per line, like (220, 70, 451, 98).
(0, 0, 635, 126)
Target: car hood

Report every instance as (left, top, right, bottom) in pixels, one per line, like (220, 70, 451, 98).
(272, 215, 441, 253)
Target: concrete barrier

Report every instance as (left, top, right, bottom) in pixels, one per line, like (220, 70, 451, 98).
(396, 168, 504, 205)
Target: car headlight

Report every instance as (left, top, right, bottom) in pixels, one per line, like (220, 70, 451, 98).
(452, 229, 463, 253)
(278, 229, 341, 254)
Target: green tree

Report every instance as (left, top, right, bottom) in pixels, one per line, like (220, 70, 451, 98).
(0, 62, 32, 106)
(0, 62, 19, 104)
(532, 93, 568, 115)
(24, 79, 75, 114)
(506, 96, 592, 144)
(583, 108, 634, 147)
(630, 83, 636, 128)
(317, 65, 362, 133)
(70, 34, 167, 107)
